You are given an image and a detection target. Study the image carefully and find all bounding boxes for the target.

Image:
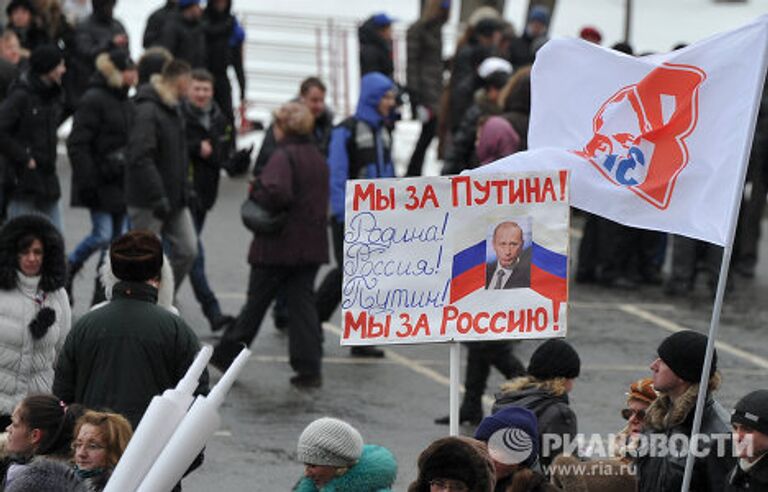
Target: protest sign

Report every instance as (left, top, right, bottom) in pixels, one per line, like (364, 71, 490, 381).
(341, 171, 570, 346)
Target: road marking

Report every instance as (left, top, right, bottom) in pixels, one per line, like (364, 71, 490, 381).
(618, 303, 768, 370)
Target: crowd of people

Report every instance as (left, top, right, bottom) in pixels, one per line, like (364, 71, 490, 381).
(0, 0, 761, 490)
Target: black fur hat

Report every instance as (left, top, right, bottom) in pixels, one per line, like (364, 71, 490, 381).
(0, 214, 66, 292)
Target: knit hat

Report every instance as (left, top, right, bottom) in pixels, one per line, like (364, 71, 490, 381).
(108, 48, 134, 71)
(527, 339, 581, 380)
(474, 406, 538, 466)
(474, 17, 503, 38)
(297, 418, 363, 468)
(657, 330, 716, 383)
(731, 390, 768, 436)
(528, 5, 550, 26)
(626, 378, 657, 405)
(30, 45, 64, 75)
(109, 231, 163, 282)
(370, 13, 395, 27)
(178, 0, 201, 9)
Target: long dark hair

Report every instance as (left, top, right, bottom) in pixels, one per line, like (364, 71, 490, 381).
(18, 394, 84, 458)
(0, 215, 66, 292)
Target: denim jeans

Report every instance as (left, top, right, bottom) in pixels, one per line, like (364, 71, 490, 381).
(188, 208, 222, 322)
(68, 210, 127, 266)
(7, 198, 62, 231)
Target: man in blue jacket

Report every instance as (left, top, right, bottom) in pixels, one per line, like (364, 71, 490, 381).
(316, 71, 396, 358)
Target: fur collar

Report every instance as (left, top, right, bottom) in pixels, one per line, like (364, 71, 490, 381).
(500, 376, 570, 397)
(95, 52, 123, 89)
(150, 74, 179, 107)
(644, 373, 721, 431)
(93, 253, 177, 315)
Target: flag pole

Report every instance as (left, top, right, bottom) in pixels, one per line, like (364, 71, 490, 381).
(450, 342, 461, 436)
(680, 41, 768, 492)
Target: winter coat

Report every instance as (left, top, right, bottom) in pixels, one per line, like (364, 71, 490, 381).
(406, 15, 445, 112)
(247, 135, 329, 267)
(182, 99, 232, 212)
(159, 12, 207, 68)
(0, 58, 19, 101)
(442, 90, 502, 175)
(67, 53, 134, 212)
(358, 18, 393, 78)
(408, 437, 496, 492)
(448, 42, 493, 132)
(254, 104, 334, 173)
(726, 454, 768, 491)
(70, 12, 129, 101)
(52, 280, 209, 429)
(476, 116, 520, 165)
(0, 71, 65, 203)
(143, 1, 176, 49)
(493, 376, 578, 468)
(328, 72, 395, 222)
(203, 2, 244, 116)
(636, 379, 735, 492)
(293, 444, 397, 492)
(0, 215, 70, 416)
(126, 75, 190, 211)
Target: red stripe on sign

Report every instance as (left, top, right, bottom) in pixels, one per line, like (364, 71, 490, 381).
(531, 264, 568, 302)
(450, 263, 486, 303)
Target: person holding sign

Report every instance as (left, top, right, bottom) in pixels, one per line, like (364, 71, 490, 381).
(485, 220, 531, 290)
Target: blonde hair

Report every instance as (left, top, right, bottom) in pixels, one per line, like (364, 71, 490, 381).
(273, 102, 314, 136)
(74, 411, 133, 469)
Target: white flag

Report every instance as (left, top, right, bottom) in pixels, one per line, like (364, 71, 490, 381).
(483, 16, 768, 246)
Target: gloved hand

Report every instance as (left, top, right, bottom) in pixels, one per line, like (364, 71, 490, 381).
(29, 307, 56, 340)
(152, 197, 172, 221)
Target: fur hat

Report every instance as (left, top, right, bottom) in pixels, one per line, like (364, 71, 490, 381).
(409, 437, 495, 492)
(30, 45, 64, 75)
(297, 418, 364, 468)
(109, 231, 163, 282)
(5, 458, 86, 492)
(657, 330, 716, 383)
(0, 214, 66, 292)
(627, 378, 657, 405)
(527, 339, 581, 380)
(474, 406, 538, 467)
(732, 389, 768, 436)
(95, 252, 177, 314)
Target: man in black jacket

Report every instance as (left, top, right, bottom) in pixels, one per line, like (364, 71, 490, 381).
(159, 0, 206, 68)
(636, 330, 735, 492)
(143, 0, 178, 49)
(53, 231, 209, 429)
(358, 13, 395, 78)
(66, 49, 136, 306)
(0, 44, 66, 230)
(182, 68, 234, 332)
(203, 0, 245, 128)
(126, 59, 198, 290)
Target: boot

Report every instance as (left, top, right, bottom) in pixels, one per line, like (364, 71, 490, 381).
(434, 401, 484, 425)
(350, 346, 385, 358)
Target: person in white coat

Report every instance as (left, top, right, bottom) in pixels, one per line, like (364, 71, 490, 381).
(0, 214, 70, 429)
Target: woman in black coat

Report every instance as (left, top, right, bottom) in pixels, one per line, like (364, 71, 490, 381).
(212, 102, 329, 389)
(65, 49, 135, 303)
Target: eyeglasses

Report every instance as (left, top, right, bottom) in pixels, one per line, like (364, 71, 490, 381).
(429, 479, 469, 492)
(621, 408, 647, 421)
(71, 441, 105, 452)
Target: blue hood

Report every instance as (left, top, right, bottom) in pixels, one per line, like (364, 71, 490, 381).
(355, 72, 394, 127)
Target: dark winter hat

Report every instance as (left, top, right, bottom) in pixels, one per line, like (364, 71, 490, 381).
(528, 5, 550, 26)
(474, 17, 503, 38)
(474, 406, 539, 466)
(30, 45, 64, 75)
(108, 48, 134, 71)
(731, 390, 768, 436)
(6, 0, 34, 16)
(5, 458, 85, 492)
(657, 330, 716, 383)
(178, 0, 201, 9)
(370, 12, 395, 27)
(297, 417, 364, 467)
(109, 231, 163, 282)
(421, 438, 479, 488)
(527, 339, 581, 380)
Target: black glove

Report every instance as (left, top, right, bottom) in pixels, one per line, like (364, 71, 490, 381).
(29, 307, 56, 340)
(152, 198, 172, 221)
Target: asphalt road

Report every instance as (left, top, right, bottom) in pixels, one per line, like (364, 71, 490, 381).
(58, 138, 768, 491)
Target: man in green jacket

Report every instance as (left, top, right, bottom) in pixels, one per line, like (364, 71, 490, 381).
(53, 230, 208, 428)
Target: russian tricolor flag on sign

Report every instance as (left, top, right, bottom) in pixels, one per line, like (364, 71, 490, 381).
(450, 240, 486, 303)
(531, 242, 568, 308)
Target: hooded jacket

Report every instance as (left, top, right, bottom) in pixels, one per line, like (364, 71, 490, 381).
(293, 444, 397, 492)
(0, 215, 70, 416)
(358, 18, 394, 78)
(67, 52, 134, 212)
(126, 74, 190, 211)
(493, 376, 578, 468)
(636, 379, 735, 492)
(327, 72, 395, 222)
(0, 70, 65, 202)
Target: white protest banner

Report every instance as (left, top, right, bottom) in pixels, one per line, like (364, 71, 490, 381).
(515, 16, 768, 246)
(340, 171, 569, 346)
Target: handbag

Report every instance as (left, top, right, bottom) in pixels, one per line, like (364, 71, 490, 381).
(240, 148, 297, 234)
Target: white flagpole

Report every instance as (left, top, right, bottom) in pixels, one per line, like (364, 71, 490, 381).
(680, 46, 768, 492)
(450, 342, 461, 436)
